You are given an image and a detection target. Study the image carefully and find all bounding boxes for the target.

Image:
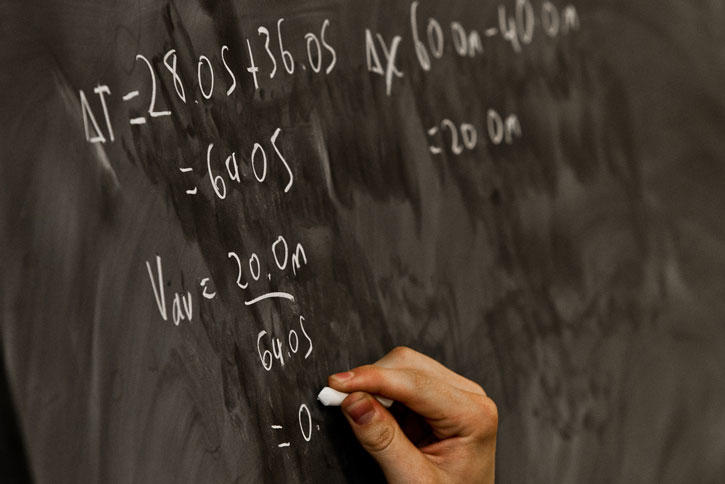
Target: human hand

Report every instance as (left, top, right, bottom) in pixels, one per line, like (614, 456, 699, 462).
(328, 347, 497, 483)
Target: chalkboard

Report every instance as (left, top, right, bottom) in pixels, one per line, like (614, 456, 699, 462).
(2, 0, 725, 482)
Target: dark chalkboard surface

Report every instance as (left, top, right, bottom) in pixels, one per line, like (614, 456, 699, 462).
(2, 0, 725, 482)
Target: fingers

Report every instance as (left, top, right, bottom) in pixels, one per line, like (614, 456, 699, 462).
(375, 347, 487, 396)
(331, 349, 499, 484)
(329, 365, 484, 438)
(330, 347, 497, 440)
(340, 392, 434, 483)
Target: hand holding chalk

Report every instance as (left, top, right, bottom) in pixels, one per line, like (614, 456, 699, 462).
(323, 347, 498, 484)
(318, 386, 393, 408)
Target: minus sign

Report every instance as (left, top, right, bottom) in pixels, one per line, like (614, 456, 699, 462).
(271, 425, 283, 429)
(122, 90, 140, 101)
(485, 28, 498, 37)
(129, 117, 147, 125)
(278, 442, 291, 448)
(179, 167, 194, 173)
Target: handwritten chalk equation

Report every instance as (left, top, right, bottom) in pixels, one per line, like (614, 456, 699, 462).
(228, 234, 308, 306)
(77, 1, 581, 141)
(172, 128, 293, 198)
(271, 402, 317, 448)
(78, 16, 337, 144)
(257, 316, 312, 371)
(144, 255, 220, 326)
(145, 255, 193, 326)
(366, 0, 579, 95)
(205, 129, 294, 198)
(427, 112, 522, 155)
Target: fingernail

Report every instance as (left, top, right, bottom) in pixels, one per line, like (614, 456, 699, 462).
(344, 395, 376, 425)
(331, 371, 354, 382)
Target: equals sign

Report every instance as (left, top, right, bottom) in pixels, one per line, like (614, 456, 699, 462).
(123, 91, 147, 125)
(179, 167, 197, 195)
(271, 425, 290, 448)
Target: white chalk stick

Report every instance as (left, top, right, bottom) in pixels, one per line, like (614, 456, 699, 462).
(318, 386, 393, 408)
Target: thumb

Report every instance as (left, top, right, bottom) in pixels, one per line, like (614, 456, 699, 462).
(341, 392, 431, 483)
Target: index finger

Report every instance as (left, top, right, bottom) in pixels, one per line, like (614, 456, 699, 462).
(328, 365, 485, 438)
(374, 347, 487, 396)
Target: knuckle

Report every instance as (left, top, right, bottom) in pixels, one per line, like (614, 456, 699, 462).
(470, 395, 498, 438)
(365, 423, 396, 454)
(390, 345, 414, 362)
(485, 397, 499, 432)
(471, 382, 486, 395)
